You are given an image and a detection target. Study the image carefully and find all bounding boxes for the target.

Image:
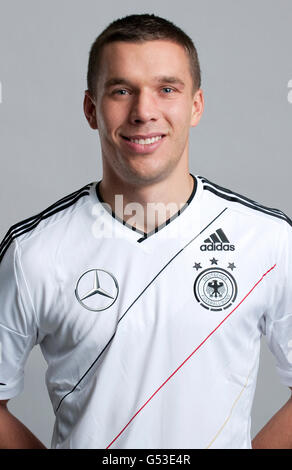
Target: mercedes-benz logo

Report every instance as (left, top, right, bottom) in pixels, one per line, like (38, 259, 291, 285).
(75, 269, 119, 312)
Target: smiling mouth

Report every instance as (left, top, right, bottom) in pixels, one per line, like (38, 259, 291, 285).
(121, 135, 166, 145)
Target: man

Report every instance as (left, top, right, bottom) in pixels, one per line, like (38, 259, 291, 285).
(0, 13, 292, 449)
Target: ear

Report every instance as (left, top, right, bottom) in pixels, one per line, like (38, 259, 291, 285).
(83, 90, 98, 130)
(190, 88, 204, 128)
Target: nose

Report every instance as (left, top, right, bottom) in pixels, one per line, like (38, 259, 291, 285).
(128, 90, 160, 124)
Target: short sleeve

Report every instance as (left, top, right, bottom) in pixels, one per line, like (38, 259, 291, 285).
(263, 221, 292, 387)
(0, 237, 38, 399)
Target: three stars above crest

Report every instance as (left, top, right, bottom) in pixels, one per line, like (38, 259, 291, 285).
(193, 258, 236, 271)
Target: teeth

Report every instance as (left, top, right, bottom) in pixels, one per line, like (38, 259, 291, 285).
(129, 135, 163, 145)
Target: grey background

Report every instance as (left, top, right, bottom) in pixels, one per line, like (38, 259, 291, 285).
(0, 0, 291, 448)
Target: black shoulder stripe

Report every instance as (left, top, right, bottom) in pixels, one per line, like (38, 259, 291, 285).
(0, 186, 92, 263)
(198, 176, 284, 215)
(203, 185, 292, 227)
(0, 183, 92, 251)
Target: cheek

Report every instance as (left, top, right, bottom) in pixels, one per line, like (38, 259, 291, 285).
(164, 101, 193, 130)
(97, 100, 124, 135)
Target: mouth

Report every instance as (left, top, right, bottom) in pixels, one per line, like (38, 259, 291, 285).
(119, 133, 166, 155)
(121, 134, 166, 146)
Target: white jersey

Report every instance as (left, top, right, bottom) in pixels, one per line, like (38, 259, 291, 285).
(0, 174, 292, 449)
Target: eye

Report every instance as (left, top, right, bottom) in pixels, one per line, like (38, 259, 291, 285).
(112, 89, 129, 95)
(162, 87, 175, 94)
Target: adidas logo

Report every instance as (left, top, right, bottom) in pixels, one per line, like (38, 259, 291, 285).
(200, 228, 235, 251)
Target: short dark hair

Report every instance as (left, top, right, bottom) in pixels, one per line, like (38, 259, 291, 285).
(87, 14, 201, 98)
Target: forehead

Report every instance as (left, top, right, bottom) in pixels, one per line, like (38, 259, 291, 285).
(98, 40, 192, 86)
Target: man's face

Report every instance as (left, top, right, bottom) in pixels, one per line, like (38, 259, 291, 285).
(84, 40, 204, 186)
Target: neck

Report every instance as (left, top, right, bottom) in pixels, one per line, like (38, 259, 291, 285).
(98, 169, 195, 234)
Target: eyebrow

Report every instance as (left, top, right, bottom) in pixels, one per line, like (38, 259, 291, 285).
(104, 76, 186, 89)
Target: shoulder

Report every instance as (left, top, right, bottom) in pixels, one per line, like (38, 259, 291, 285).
(197, 175, 292, 229)
(0, 182, 95, 264)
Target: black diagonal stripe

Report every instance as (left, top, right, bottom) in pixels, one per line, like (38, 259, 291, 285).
(0, 183, 92, 252)
(55, 207, 228, 413)
(210, 233, 221, 243)
(0, 383, 6, 385)
(0, 191, 90, 264)
(199, 176, 285, 216)
(203, 185, 292, 227)
(216, 228, 229, 243)
(204, 237, 212, 243)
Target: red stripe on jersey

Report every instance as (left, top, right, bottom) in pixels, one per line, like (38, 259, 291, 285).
(106, 263, 277, 449)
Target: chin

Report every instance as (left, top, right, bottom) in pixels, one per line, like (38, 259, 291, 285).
(123, 163, 173, 186)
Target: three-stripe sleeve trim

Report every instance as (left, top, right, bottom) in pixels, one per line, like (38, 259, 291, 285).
(198, 177, 292, 227)
(0, 184, 92, 263)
